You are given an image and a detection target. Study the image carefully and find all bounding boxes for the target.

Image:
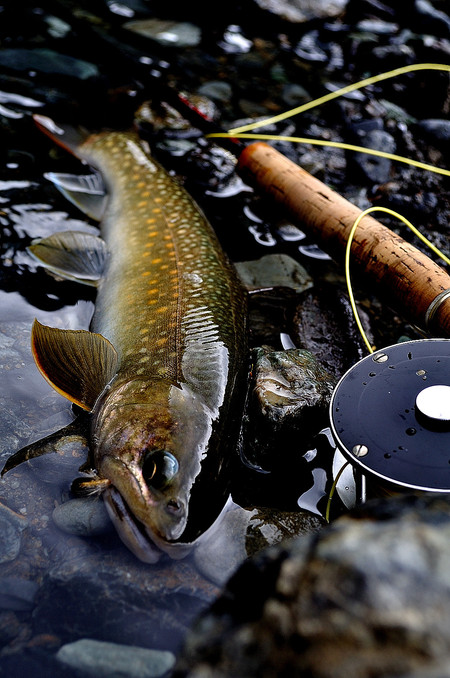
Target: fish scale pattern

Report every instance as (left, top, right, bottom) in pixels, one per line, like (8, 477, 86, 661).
(79, 132, 246, 410)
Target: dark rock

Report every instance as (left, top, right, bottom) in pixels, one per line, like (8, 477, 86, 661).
(173, 494, 450, 678)
(291, 283, 369, 381)
(347, 119, 397, 184)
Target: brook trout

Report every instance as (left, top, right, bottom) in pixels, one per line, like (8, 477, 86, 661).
(6, 117, 248, 562)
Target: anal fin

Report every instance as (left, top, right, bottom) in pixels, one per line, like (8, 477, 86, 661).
(31, 319, 118, 411)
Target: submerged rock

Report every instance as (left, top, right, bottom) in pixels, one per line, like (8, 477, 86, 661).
(0, 576, 38, 612)
(0, 502, 28, 564)
(52, 497, 113, 538)
(33, 548, 218, 653)
(174, 494, 450, 678)
(56, 639, 175, 678)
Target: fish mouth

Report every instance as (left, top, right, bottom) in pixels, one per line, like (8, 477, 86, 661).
(103, 486, 192, 563)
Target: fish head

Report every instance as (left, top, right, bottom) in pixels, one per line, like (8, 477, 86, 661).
(92, 377, 218, 561)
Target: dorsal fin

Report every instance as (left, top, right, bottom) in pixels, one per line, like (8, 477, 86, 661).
(31, 320, 118, 411)
(28, 231, 108, 287)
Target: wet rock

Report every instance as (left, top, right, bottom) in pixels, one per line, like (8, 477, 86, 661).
(291, 283, 370, 381)
(0, 502, 28, 563)
(0, 576, 38, 612)
(243, 346, 335, 471)
(173, 494, 450, 678)
(194, 503, 323, 587)
(235, 254, 313, 295)
(52, 497, 113, 538)
(56, 639, 175, 678)
(252, 0, 349, 23)
(0, 48, 99, 79)
(124, 19, 201, 47)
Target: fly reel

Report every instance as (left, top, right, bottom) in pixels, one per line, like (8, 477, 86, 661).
(329, 339, 450, 508)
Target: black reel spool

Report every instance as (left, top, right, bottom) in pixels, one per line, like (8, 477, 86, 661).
(329, 339, 450, 507)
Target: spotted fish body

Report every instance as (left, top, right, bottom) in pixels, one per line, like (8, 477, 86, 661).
(20, 125, 248, 561)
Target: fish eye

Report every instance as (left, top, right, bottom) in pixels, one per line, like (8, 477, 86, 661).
(142, 449, 179, 490)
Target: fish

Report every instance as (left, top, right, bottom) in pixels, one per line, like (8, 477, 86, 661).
(4, 116, 248, 563)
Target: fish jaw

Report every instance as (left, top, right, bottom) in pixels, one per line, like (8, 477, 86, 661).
(92, 378, 217, 553)
(103, 486, 193, 562)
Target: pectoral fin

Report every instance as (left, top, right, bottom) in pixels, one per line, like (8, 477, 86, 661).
(31, 320, 118, 411)
(28, 231, 108, 286)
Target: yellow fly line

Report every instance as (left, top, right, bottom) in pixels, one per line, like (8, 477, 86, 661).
(207, 62, 450, 178)
(227, 62, 450, 134)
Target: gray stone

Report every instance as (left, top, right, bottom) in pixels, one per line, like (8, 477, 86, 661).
(173, 495, 450, 678)
(56, 639, 175, 678)
(416, 119, 450, 151)
(52, 497, 113, 537)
